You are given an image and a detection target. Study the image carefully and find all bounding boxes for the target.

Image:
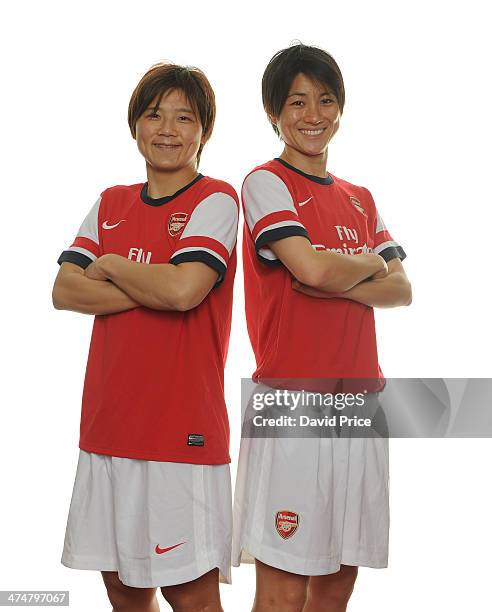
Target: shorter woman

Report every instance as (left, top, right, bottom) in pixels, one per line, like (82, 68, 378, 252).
(53, 63, 238, 612)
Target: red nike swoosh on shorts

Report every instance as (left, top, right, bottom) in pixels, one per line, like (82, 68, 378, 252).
(155, 542, 185, 555)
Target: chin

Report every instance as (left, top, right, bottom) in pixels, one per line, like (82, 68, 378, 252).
(150, 160, 182, 172)
(291, 140, 328, 157)
(296, 146, 326, 158)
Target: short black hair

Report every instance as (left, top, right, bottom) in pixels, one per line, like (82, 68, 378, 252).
(262, 43, 345, 136)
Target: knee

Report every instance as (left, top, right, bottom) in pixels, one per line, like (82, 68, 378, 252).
(255, 585, 307, 612)
(103, 573, 155, 610)
(332, 567, 358, 603)
(161, 568, 221, 612)
(161, 590, 219, 612)
(308, 566, 358, 609)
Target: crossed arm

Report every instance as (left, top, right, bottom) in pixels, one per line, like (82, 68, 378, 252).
(52, 254, 218, 315)
(268, 235, 412, 308)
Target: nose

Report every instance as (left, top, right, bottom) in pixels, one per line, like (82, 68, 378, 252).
(303, 103, 323, 125)
(157, 116, 177, 136)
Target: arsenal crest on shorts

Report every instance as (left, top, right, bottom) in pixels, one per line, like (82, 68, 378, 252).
(275, 510, 299, 539)
(168, 212, 189, 237)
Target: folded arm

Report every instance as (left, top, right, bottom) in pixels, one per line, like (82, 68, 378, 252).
(293, 257, 412, 308)
(52, 262, 141, 315)
(269, 235, 388, 293)
(91, 253, 219, 311)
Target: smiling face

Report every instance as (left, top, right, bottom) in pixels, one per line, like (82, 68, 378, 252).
(273, 72, 341, 159)
(135, 88, 204, 173)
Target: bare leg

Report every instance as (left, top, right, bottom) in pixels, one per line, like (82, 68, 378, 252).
(101, 571, 159, 612)
(303, 565, 358, 612)
(161, 567, 222, 612)
(253, 559, 308, 612)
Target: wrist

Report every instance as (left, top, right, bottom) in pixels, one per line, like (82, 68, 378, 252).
(369, 255, 388, 280)
(98, 254, 118, 279)
(376, 254, 388, 273)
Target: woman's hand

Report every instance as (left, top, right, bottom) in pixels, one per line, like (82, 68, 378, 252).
(85, 255, 111, 281)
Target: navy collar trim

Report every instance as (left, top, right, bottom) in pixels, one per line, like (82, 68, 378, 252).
(274, 158, 334, 185)
(140, 174, 204, 206)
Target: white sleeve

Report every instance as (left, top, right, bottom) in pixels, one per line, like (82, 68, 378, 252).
(242, 170, 309, 265)
(57, 196, 102, 268)
(169, 192, 239, 283)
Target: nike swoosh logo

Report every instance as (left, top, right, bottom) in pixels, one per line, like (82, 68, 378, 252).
(298, 197, 313, 207)
(155, 542, 185, 555)
(102, 220, 126, 230)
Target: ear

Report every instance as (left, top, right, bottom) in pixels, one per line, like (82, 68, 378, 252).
(199, 125, 208, 146)
(268, 113, 278, 128)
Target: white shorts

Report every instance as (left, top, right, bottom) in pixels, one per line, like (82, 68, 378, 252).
(62, 451, 232, 587)
(232, 435, 389, 576)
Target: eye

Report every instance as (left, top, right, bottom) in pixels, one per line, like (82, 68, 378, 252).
(147, 111, 160, 119)
(291, 100, 304, 106)
(178, 115, 192, 121)
(321, 98, 335, 105)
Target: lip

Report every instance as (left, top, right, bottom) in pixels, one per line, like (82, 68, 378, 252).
(154, 143, 181, 149)
(298, 128, 325, 136)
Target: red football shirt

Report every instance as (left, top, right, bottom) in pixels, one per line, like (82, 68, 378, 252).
(58, 174, 239, 464)
(242, 158, 406, 384)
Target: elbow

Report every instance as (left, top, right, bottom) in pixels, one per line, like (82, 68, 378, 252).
(52, 292, 61, 310)
(172, 294, 205, 312)
(395, 280, 412, 307)
(294, 265, 329, 290)
(52, 283, 86, 312)
(156, 284, 205, 312)
(171, 294, 198, 312)
(52, 285, 67, 310)
(403, 282, 413, 306)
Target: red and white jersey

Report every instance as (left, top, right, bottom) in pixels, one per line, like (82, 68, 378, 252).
(242, 158, 406, 382)
(58, 174, 239, 464)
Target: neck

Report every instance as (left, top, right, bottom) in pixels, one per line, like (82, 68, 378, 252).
(145, 163, 199, 199)
(279, 146, 329, 179)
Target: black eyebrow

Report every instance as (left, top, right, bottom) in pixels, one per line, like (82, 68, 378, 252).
(287, 92, 335, 98)
(146, 106, 195, 114)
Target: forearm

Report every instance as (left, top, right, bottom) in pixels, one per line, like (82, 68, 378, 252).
(52, 273, 140, 315)
(99, 255, 182, 311)
(269, 236, 387, 293)
(310, 251, 387, 293)
(293, 271, 412, 308)
(340, 273, 412, 307)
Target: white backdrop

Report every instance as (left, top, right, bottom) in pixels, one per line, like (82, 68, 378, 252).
(1, 1, 491, 610)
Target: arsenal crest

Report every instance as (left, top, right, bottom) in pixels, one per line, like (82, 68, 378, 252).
(168, 212, 189, 237)
(275, 510, 299, 539)
(349, 196, 366, 216)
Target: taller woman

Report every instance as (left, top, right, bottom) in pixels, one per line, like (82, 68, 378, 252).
(233, 44, 411, 611)
(53, 63, 238, 612)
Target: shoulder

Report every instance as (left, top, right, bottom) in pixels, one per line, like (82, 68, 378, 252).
(185, 177, 239, 225)
(243, 160, 288, 185)
(242, 161, 293, 199)
(100, 183, 144, 200)
(195, 176, 239, 204)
